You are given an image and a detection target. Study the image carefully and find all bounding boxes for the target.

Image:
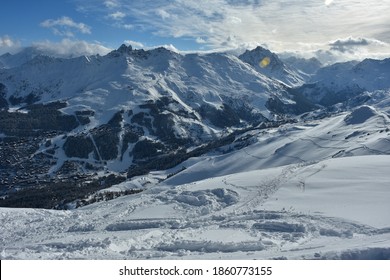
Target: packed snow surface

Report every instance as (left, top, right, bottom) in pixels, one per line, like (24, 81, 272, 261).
(1, 155, 389, 260)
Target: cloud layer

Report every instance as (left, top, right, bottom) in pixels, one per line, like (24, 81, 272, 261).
(32, 39, 111, 57)
(40, 16, 91, 37)
(3, 1, 389, 63)
(0, 35, 21, 54)
(329, 37, 388, 53)
(76, 0, 390, 54)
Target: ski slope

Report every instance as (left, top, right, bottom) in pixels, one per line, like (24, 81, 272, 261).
(166, 105, 390, 185)
(1, 108, 389, 260)
(0, 155, 389, 260)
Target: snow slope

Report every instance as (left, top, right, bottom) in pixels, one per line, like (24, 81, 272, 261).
(0, 47, 45, 69)
(166, 105, 390, 185)
(298, 58, 390, 106)
(1, 155, 389, 260)
(281, 56, 322, 75)
(1, 108, 389, 260)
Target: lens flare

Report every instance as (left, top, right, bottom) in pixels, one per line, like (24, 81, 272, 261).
(259, 57, 271, 68)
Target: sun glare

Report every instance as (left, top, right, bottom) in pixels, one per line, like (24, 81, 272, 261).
(259, 57, 271, 68)
(325, 0, 334, 6)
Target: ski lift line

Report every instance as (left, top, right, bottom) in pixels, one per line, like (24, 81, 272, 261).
(88, 133, 103, 163)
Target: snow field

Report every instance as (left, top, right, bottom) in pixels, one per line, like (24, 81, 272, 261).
(1, 85, 390, 259)
(1, 154, 389, 259)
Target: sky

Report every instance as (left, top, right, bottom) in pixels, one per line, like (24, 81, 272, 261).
(1, 0, 389, 63)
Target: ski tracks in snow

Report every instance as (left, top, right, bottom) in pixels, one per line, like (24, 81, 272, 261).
(222, 162, 314, 214)
(1, 159, 390, 259)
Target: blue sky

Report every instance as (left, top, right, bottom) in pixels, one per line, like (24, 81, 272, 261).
(1, 0, 389, 63)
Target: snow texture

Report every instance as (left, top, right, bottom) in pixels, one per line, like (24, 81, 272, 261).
(1, 111, 390, 259)
(1, 46, 390, 260)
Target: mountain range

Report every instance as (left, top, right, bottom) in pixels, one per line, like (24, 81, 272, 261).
(0, 45, 389, 259)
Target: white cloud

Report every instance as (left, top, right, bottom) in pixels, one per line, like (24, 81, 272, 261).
(123, 40, 144, 49)
(75, 0, 390, 60)
(152, 44, 180, 53)
(32, 39, 111, 57)
(325, 0, 334, 6)
(156, 9, 171, 20)
(279, 38, 390, 65)
(329, 37, 388, 53)
(122, 24, 134, 30)
(104, 0, 119, 9)
(108, 11, 126, 20)
(196, 37, 207, 44)
(229, 16, 242, 24)
(0, 35, 21, 54)
(40, 16, 92, 37)
(0, 35, 16, 48)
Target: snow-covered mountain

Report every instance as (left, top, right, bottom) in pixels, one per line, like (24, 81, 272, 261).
(281, 56, 323, 75)
(0, 45, 313, 190)
(1, 105, 389, 259)
(0, 45, 299, 118)
(295, 58, 390, 106)
(0, 47, 47, 69)
(239, 46, 308, 86)
(1, 45, 390, 259)
(311, 59, 390, 91)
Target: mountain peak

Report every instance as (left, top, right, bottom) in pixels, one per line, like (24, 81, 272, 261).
(240, 46, 277, 61)
(353, 57, 390, 73)
(239, 46, 305, 86)
(0, 46, 45, 68)
(281, 56, 323, 75)
(239, 46, 288, 72)
(252, 46, 273, 55)
(107, 44, 134, 57)
(117, 44, 133, 53)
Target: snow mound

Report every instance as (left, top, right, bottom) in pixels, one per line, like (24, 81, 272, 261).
(173, 189, 239, 207)
(344, 105, 377, 125)
(154, 188, 240, 216)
